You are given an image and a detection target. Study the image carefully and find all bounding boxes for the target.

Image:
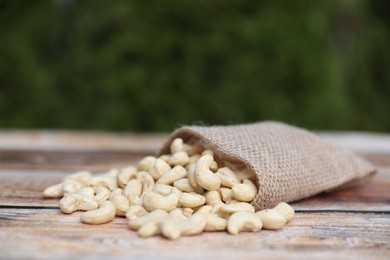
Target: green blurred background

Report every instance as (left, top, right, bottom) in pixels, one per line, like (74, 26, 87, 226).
(0, 0, 389, 132)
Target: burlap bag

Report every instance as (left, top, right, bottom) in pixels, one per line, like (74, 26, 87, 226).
(160, 121, 376, 210)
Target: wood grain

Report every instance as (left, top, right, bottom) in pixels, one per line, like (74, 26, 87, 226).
(0, 131, 389, 259)
(1, 208, 389, 259)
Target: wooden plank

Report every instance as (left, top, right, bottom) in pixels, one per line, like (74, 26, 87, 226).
(0, 150, 149, 170)
(0, 130, 167, 152)
(0, 208, 389, 259)
(1, 168, 389, 211)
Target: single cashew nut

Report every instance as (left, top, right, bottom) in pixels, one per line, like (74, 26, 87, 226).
(196, 205, 213, 214)
(76, 187, 95, 198)
(138, 156, 157, 172)
(117, 166, 137, 188)
(273, 202, 295, 221)
(153, 183, 173, 196)
(157, 165, 187, 185)
(123, 179, 142, 206)
(170, 138, 184, 154)
(110, 194, 129, 217)
(142, 189, 179, 212)
(80, 201, 116, 224)
(187, 164, 204, 193)
(201, 149, 214, 157)
(227, 212, 262, 235)
(255, 208, 287, 230)
(149, 159, 171, 181)
(173, 178, 196, 193)
(195, 155, 221, 191)
(59, 193, 98, 214)
(231, 179, 257, 202)
(137, 171, 155, 193)
(219, 202, 255, 214)
(159, 154, 171, 163)
(215, 167, 239, 188)
(168, 151, 189, 166)
(93, 186, 111, 203)
(179, 192, 206, 208)
(205, 191, 223, 207)
(43, 183, 64, 198)
(219, 187, 232, 202)
(62, 171, 92, 185)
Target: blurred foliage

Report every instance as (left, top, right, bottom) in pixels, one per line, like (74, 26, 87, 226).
(0, 0, 389, 132)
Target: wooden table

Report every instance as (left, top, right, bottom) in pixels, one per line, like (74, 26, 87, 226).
(1, 131, 389, 259)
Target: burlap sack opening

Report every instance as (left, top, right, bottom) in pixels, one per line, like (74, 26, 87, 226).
(160, 121, 376, 210)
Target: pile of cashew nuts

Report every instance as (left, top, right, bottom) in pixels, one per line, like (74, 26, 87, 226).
(43, 138, 294, 240)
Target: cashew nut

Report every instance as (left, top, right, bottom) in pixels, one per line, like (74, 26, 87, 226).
(205, 191, 223, 207)
(153, 183, 173, 196)
(231, 179, 257, 202)
(59, 193, 98, 214)
(76, 187, 95, 198)
(218, 202, 255, 214)
(138, 156, 157, 172)
(173, 178, 194, 193)
(110, 194, 129, 217)
(149, 159, 171, 181)
(205, 213, 228, 232)
(168, 151, 189, 166)
(215, 167, 239, 188)
(137, 171, 155, 193)
(80, 201, 116, 224)
(255, 208, 287, 230)
(43, 183, 64, 198)
(62, 171, 92, 185)
(142, 188, 180, 212)
(93, 186, 111, 203)
(117, 166, 137, 188)
(179, 192, 206, 208)
(170, 138, 184, 154)
(273, 202, 295, 221)
(227, 212, 262, 235)
(195, 155, 221, 191)
(157, 165, 187, 185)
(123, 179, 142, 206)
(219, 187, 232, 202)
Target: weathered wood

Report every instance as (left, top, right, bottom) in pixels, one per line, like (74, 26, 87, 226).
(0, 208, 389, 259)
(0, 131, 389, 259)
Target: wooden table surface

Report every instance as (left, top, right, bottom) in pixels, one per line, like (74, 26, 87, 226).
(0, 130, 389, 259)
